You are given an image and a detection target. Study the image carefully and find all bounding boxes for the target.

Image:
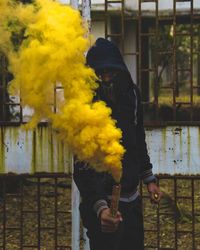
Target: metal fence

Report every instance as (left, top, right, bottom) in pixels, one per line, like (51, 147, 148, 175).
(1, 0, 200, 124)
(0, 173, 72, 250)
(92, 0, 200, 123)
(142, 175, 200, 250)
(0, 174, 199, 250)
(79, 175, 200, 250)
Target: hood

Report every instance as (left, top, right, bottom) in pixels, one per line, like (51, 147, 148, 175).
(86, 38, 128, 72)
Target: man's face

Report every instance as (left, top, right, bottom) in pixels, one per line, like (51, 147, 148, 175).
(96, 68, 119, 83)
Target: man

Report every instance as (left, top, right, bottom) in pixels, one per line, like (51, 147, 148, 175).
(73, 38, 162, 250)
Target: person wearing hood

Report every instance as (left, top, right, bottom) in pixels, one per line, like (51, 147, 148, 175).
(73, 38, 162, 250)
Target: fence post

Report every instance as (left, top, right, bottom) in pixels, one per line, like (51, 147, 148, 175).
(70, 0, 91, 249)
(70, 0, 79, 10)
(71, 178, 81, 250)
(81, 1, 92, 249)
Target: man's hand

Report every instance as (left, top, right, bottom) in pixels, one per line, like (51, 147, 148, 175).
(100, 208, 122, 233)
(147, 182, 162, 203)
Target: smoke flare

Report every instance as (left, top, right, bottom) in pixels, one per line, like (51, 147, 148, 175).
(0, 0, 125, 182)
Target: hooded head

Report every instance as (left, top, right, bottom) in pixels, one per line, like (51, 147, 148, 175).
(86, 38, 128, 74)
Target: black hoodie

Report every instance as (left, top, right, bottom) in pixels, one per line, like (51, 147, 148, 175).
(73, 38, 156, 215)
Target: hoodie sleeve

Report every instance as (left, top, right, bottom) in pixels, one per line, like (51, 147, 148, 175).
(134, 86, 157, 184)
(73, 160, 108, 217)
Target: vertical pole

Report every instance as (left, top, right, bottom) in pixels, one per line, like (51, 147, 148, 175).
(71, 176, 81, 250)
(190, 0, 194, 120)
(82, 0, 91, 31)
(70, 1, 91, 249)
(172, 0, 177, 120)
(197, 26, 200, 95)
(70, 0, 79, 10)
(70, 1, 81, 249)
(82, 1, 91, 249)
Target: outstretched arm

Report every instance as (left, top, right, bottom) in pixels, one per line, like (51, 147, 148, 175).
(134, 86, 162, 202)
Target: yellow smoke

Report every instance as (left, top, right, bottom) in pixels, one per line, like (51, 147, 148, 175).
(0, 0, 125, 182)
(0, 0, 35, 53)
(0, 0, 13, 53)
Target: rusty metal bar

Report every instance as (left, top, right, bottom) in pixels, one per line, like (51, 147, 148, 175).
(156, 177, 160, 249)
(37, 177, 41, 250)
(198, 25, 200, 95)
(137, 1, 158, 108)
(190, 0, 194, 120)
(138, 0, 142, 91)
(0, 173, 70, 178)
(154, 0, 159, 119)
(141, 68, 155, 72)
(140, 32, 156, 36)
(20, 179, 24, 250)
(107, 0, 122, 3)
(141, 0, 157, 2)
(54, 85, 57, 114)
(1, 56, 7, 122)
(54, 177, 58, 249)
(121, 0, 125, 54)
(172, 0, 177, 120)
(106, 33, 122, 37)
(2, 179, 6, 250)
(105, 0, 108, 39)
(174, 178, 178, 250)
(191, 178, 195, 249)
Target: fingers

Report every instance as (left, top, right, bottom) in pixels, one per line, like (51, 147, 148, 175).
(147, 183, 163, 204)
(100, 210, 122, 233)
(150, 191, 162, 203)
(116, 211, 123, 222)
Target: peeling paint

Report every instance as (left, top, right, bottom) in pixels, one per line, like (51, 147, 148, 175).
(146, 126, 200, 175)
(0, 126, 72, 174)
(0, 126, 199, 175)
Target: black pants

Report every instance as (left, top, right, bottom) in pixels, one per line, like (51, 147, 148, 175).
(80, 196, 144, 250)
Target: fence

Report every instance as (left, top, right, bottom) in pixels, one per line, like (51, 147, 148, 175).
(0, 173, 199, 249)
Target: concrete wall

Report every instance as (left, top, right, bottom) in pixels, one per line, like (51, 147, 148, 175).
(146, 126, 200, 175)
(0, 126, 72, 174)
(0, 126, 199, 175)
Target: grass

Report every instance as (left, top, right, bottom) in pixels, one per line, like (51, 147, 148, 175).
(0, 176, 200, 249)
(142, 178, 200, 249)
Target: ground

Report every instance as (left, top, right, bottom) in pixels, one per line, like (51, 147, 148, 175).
(0, 176, 200, 249)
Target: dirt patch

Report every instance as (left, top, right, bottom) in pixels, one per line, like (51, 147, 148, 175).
(0, 176, 72, 250)
(0, 176, 200, 249)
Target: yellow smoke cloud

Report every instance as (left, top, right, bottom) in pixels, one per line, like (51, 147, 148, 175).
(0, 0, 13, 53)
(0, 0, 35, 53)
(0, 0, 125, 182)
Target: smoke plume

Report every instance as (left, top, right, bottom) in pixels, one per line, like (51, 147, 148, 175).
(0, 0, 125, 182)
